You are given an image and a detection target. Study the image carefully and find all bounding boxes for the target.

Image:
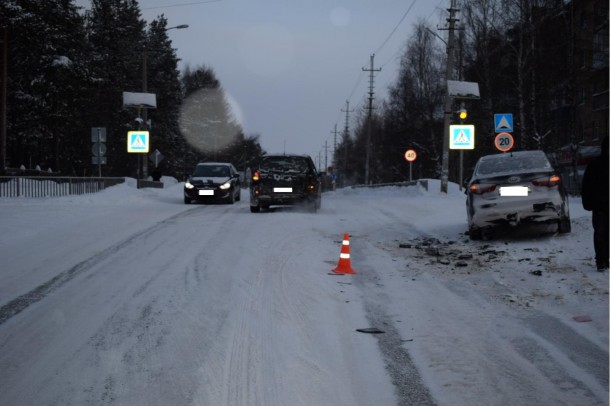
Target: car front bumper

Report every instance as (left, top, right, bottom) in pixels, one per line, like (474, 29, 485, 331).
(185, 187, 232, 202)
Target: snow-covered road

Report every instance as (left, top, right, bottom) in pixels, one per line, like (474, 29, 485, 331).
(0, 179, 607, 405)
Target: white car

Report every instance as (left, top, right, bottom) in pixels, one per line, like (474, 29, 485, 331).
(465, 150, 571, 240)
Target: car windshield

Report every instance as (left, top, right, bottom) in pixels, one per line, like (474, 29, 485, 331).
(475, 152, 552, 177)
(193, 165, 229, 177)
(260, 157, 310, 173)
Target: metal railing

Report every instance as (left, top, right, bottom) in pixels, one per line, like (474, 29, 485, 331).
(0, 177, 125, 198)
(350, 179, 429, 191)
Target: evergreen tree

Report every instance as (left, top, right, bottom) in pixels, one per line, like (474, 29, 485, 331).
(144, 16, 184, 178)
(179, 65, 264, 175)
(2, 0, 87, 173)
(375, 21, 445, 181)
(84, 0, 146, 176)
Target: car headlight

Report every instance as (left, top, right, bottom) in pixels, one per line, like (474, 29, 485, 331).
(219, 181, 231, 190)
(185, 181, 194, 189)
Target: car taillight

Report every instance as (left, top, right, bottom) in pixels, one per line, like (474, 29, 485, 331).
(252, 171, 260, 182)
(532, 175, 560, 187)
(469, 183, 496, 195)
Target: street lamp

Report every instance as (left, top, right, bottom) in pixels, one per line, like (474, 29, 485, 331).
(1, 28, 7, 173)
(141, 23, 188, 179)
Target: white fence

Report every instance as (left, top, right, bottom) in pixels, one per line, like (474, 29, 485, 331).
(0, 177, 125, 198)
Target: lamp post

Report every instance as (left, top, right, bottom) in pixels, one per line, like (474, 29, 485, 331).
(141, 24, 188, 179)
(440, 0, 459, 194)
(1, 28, 7, 173)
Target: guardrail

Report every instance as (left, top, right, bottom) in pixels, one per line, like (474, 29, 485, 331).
(0, 177, 125, 198)
(350, 179, 429, 191)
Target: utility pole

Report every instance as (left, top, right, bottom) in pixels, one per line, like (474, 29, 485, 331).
(141, 45, 148, 180)
(362, 54, 381, 185)
(323, 140, 329, 172)
(331, 124, 339, 165)
(341, 100, 354, 137)
(331, 125, 339, 153)
(341, 100, 355, 185)
(439, 0, 459, 193)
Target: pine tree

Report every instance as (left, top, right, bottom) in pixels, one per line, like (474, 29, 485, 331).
(144, 15, 184, 178)
(2, 0, 87, 173)
(178, 65, 265, 175)
(84, 0, 146, 176)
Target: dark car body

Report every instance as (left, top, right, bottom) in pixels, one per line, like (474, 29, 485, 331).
(466, 150, 571, 239)
(249, 154, 321, 212)
(184, 162, 241, 204)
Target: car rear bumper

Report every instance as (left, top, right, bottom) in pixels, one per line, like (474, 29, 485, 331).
(250, 187, 319, 206)
(470, 194, 565, 228)
(251, 193, 316, 206)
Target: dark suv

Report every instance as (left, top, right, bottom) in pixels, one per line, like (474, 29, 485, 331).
(249, 154, 321, 213)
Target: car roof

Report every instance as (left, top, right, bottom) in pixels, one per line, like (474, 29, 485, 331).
(196, 162, 233, 166)
(262, 154, 311, 158)
(474, 150, 553, 177)
(478, 150, 547, 162)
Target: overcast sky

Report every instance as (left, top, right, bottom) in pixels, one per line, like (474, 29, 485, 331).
(80, 0, 447, 165)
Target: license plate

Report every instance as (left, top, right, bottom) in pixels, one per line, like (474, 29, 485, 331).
(500, 186, 529, 196)
(199, 190, 214, 196)
(274, 187, 292, 193)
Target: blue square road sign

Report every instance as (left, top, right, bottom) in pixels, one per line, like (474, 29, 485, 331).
(494, 114, 513, 133)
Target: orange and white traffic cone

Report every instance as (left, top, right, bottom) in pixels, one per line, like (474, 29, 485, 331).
(332, 233, 357, 274)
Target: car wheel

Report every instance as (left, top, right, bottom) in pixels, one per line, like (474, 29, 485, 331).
(558, 215, 571, 234)
(184, 196, 191, 204)
(308, 200, 317, 213)
(468, 226, 482, 240)
(250, 205, 260, 213)
(227, 190, 235, 205)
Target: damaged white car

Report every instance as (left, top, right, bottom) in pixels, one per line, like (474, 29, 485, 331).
(465, 150, 571, 240)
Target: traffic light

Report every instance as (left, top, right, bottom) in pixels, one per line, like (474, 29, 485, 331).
(458, 108, 467, 121)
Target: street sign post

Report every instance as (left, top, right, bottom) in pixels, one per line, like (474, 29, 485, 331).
(494, 114, 513, 133)
(495, 132, 514, 152)
(149, 149, 164, 168)
(127, 131, 149, 153)
(91, 127, 106, 176)
(404, 149, 417, 181)
(449, 125, 475, 150)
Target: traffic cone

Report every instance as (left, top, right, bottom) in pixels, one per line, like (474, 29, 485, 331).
(332, 233, 357, 274)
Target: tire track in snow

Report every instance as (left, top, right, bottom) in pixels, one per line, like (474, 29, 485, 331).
(0, 207, 200, 326)
(355, 238, 437, 406)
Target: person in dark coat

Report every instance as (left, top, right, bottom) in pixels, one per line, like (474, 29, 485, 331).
(581, 135, 609, 271)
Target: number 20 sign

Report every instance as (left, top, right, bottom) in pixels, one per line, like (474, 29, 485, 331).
(495, 132, 514, 152)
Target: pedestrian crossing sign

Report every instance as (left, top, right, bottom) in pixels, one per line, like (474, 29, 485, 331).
(449, 125, 475, 150)
(127, 131, 149, 153)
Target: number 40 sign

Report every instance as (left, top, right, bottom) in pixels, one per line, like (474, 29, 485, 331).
(495, 132, 514, 152)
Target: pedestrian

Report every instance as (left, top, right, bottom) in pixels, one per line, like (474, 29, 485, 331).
(581, 135, 609, 272)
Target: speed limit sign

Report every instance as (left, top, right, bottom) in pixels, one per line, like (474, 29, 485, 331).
(404, 149, 417, 162)
(495, 132, 514, 152)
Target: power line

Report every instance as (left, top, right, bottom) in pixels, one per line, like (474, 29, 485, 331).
(332, 0, 445, 155)
(373, 0, 418, 56)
